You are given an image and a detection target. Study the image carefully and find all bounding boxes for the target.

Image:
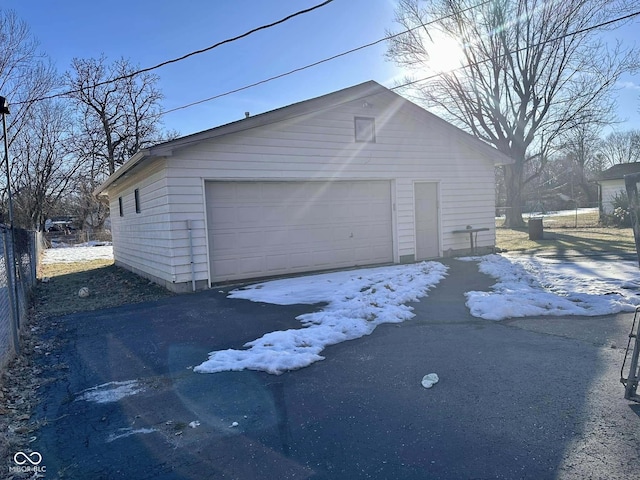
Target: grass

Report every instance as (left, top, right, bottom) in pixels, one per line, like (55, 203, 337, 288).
(39, 258, 114, 277)
(36, 259, 175, 318)
(496, 212, 636, 255)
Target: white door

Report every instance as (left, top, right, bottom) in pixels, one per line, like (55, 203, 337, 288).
(205, 181, 393, 282)
(414, 182, 439, 260)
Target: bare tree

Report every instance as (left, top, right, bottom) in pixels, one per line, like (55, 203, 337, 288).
(65, 56, 168, 177)
(558, 123, 603, 205)
(387, 0, 637, 226)
(67, 174, 110, 232)
(0, 9, 58, 219)
(11, 99, 81, 230)
(598, 129, 640, 167)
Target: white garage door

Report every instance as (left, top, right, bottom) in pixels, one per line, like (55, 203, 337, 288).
(205, 181, 393, 283)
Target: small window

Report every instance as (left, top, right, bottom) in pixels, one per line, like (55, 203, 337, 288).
(355, 117, 376, 143)
(118, 197, 124, 217)
(134, 189, 141, 213)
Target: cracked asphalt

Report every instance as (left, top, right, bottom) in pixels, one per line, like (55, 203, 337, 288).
(26, 258, 640, 479)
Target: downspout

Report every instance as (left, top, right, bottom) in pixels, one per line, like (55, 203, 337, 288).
(187, 220, 196, 292)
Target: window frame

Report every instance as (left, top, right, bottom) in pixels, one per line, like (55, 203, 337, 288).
(134, 188, 141, 214)
(354, 116, 376, 143)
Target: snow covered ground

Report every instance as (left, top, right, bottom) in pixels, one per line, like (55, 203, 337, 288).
(464, 254, 640, 320)
(195, 262, 448, 375)
(496, 207, 598, 219)
(41, 243, 113, 264)
(196, 253, 640, 374)
(527, 207, 598, 218)
(40, 240, 640, 374)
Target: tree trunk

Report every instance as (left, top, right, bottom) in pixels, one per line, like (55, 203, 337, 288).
(503, 162, 526, 227)
(579, 179, 597, 206)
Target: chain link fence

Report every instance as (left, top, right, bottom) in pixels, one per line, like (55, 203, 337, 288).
(0, 225, 37, 371)
(496, 205, 602, 229)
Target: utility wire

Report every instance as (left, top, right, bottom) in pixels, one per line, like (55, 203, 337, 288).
(160, 1, 491, 116)
(391, 8, 640, 92)
(144, 2, 640, 154)
(161, 4, 639, 119)
(15, 2, 639, 126)
(6, 0, 491, 152)
(18, 0, 335, 104)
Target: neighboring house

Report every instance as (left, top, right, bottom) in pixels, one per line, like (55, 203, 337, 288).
(95, 81, 513, 292)
(594, 162, 640, 214)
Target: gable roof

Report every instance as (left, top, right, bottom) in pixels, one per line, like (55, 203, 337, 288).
(95, 80, 513, 196)
(594, 162, 640, 181)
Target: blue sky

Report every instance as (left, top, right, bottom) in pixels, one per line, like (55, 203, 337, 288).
(2, 0, 640, 137)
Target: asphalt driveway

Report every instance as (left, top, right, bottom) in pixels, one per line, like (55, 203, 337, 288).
(27, 259, 640, 479)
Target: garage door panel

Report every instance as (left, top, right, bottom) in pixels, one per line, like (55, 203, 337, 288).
(212, 258, 238, 277)
(237, 231, 264, 249)
(266, 253, 293, 272)
(288, 226, 326, 245)
(261, 229, 289, 247)
(237, 256, 265, 275)
(236, 183, 262, 200)
(209, 232, 237, 251)
(289, 252, 312, 269)
(208, 206, 236, 228)
(355, 246, 375, 262)
(312, 250, 334, 266)
(235, 206, 263, 225)
(368, 222, 391, 238)
(372, 244, 392, 259)
(206, 181, 393, 282)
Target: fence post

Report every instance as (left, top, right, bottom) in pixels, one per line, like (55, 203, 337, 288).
(1, 228, 20, 355)
(30, 231, 37, 286)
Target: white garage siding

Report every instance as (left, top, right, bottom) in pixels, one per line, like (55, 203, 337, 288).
(160, 90, 496, 287)
(204, 181, 393, 282)
(107, 159, 177, 286)
(98, 82, 508, 290)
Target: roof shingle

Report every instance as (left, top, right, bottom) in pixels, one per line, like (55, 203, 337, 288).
(594, 162, 640, 181)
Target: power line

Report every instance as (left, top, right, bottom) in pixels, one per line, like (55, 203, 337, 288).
(390, 9, 640, 92)
(160, 4, 639, 120)
(16, 1, 639, 132)
(16, 2, 633, 175)
(6, 1, 491, 154)
(160, 1, 491, 116)
(19, 0, 335, 104)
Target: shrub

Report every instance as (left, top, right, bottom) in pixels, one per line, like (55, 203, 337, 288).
(610, 191, 631, 228)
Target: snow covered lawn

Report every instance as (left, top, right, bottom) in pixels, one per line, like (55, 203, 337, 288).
(195, 262, 448, 375)
(465, 254, 640, 320)
(41, 243, 113, 264)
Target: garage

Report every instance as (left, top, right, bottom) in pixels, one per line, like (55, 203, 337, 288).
(205, 180, 393, 283)
(96, 81, 511, 292)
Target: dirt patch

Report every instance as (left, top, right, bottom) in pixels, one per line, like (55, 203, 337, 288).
(1, 260, 175, 476)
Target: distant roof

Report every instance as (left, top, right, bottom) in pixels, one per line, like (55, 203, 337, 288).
(595, 162, 640, 181)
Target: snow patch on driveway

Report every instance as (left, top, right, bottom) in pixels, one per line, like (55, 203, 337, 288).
(195, 262, 448, 375)
(106, 427, 156, 443)
(464, 254, 640, 320)
(76, 380, 145, 404)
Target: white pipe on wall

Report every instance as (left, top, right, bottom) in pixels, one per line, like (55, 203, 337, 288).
(187, 220, 196, 292)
